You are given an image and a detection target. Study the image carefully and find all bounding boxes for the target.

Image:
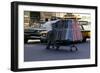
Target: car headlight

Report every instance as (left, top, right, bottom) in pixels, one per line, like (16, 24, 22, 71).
(42, 33, 47, 37)
(40, 31, 47, 37)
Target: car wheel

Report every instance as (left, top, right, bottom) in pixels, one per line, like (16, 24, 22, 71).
(40, 38, 47, 43)
(70, 47, 78, 52)
(40, 39, 44, 43)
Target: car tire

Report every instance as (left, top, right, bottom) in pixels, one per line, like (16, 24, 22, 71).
(40, 38, 47, 43)
(40, 39, 44, 43)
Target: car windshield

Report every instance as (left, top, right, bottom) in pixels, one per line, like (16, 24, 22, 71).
(79, 21, 90, 31)
(82, 25, 91, 30)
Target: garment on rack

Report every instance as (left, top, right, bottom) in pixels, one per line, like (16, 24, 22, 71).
(65, 19, 73, 41)
(52, 20, 67, 41)
(65, 19, 83, 41)
(72, 19, 83, 41)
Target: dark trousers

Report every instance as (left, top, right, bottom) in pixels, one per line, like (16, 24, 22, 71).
(46, 30, 60, 49)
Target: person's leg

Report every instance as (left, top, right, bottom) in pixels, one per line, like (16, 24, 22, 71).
(46, 31, 52, 49)
(51, 40, 57, 49)
(46, 40, 51, 49)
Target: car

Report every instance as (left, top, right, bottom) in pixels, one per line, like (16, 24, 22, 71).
(24, 28, 47, 43)
(79, 21, 90, 42)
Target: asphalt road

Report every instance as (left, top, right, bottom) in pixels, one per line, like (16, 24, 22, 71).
(24, 40, 90, 62)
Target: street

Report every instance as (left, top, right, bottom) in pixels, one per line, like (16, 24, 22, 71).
(24, 40, 90, 62)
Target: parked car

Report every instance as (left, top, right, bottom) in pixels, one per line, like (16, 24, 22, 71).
(79, 21, 90, 42)
(24, 28, 47, 43)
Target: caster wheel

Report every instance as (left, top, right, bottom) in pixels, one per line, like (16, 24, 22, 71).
(70, 46, 78, 52)
(55, 46, 60, 50)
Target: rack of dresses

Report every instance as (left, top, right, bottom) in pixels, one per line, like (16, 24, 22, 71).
(46, 18, 83, 51)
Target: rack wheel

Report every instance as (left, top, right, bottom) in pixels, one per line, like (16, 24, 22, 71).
(55, 45, 60, 50)
(70, 46, 78, 52)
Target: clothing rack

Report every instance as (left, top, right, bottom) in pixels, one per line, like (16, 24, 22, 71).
(46, 18, 83, 51)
